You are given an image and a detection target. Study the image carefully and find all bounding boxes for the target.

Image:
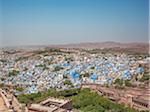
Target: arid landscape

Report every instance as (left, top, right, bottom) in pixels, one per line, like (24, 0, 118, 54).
(0, 0, 149, 112)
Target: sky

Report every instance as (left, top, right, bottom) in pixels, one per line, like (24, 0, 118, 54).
(0, 0, 149, 47)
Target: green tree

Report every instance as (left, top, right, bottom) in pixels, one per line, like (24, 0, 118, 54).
(114, 79, 123, 86)
(125, 80, 132, 87)
(53, 66, 64, 71)
(63, 80, 73, 86)
(16, 87, 24, 92)
(81, 72, 90, 77)
(8, 70, 20, 77)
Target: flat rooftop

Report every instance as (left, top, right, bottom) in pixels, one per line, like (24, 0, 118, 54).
(40, 97, 70, 106)
(29, 104, 58, 112)
(28, 97, 72, 112)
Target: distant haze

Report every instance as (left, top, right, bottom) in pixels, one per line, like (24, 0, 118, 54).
(0, 0, 149, 47)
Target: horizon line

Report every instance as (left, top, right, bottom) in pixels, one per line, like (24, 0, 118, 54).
(0, 41, 149, 49)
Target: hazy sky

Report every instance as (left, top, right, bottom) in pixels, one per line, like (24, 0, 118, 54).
(0, 0, 149, 47)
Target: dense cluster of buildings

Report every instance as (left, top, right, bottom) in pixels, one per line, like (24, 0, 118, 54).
(0, 48, 148, 95)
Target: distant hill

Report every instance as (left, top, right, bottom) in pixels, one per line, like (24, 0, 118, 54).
(1, 42, 149, 54)
(48, 42, 149, 54)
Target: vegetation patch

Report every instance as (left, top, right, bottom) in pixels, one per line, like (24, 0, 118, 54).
(17, 88, 138, 112)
